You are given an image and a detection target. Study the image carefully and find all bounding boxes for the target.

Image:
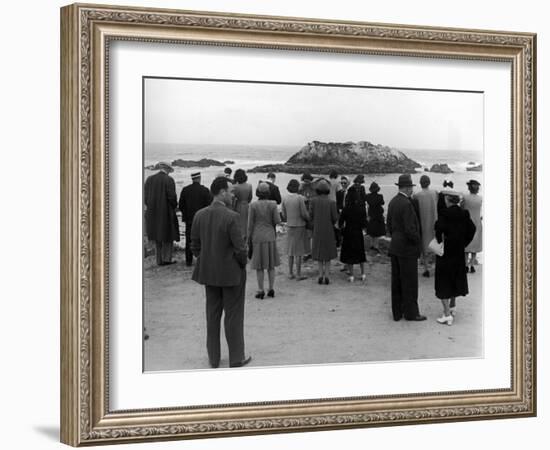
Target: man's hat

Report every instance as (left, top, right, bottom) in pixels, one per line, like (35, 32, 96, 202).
(191, 172, 201, 180)
(158, 161, 173, 173)
(466, 179, 480, 186)
(395, 174, 415, 187)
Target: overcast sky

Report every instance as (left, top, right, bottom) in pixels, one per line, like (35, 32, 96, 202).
(144, 77, 483, 151)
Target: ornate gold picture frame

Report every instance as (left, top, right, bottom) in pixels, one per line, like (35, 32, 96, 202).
(60, 3, 536, 446)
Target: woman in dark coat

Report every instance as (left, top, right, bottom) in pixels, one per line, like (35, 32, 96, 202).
(339, 187, 367, 282)
(434, 190, 476, 325)
(365, 181, 386, 253)
(310, 179, 339, 285)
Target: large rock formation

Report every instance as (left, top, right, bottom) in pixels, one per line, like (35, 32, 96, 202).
(172, 158, 225, 168)
(249, 140, 421, 174)
(429, 163, 453, 174)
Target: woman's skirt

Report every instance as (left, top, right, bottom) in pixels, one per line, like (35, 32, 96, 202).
(251, 241, 280, 270)
(340, 228, 367, 264)
(286, 226, 307, 257)
(435, 254, 469, 299)
(366, 217, 386, 238)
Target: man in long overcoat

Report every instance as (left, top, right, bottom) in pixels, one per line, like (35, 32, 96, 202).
(386, 174, 427, 322)
(178, 172, 212, 266)
(191, 177, 252, 369)
(144, 162, 179, 266)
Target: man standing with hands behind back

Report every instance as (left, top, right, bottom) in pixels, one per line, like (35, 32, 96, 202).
(179, 172, 212, 267)
(387, 174, 427, 322)
(191, 177, 252, 369)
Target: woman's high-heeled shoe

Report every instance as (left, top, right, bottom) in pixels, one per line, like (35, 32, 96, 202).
(436, 315, 454, 325)
(255, 291, 265, 299)
(324, 277, 330, 285)
(267, 289, 275, 298)
(318, 277, 324, 284)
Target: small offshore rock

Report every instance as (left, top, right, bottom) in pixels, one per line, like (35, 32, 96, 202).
(467, 164, 483, 172)
(429, 163, 454, 174)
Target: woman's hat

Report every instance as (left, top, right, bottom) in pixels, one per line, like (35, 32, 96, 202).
(316, 179, 330, 191)
(158, 161, 173, 173)
(443, 179, 454, 188)
(466, 179, 480, 186)
(353, 174, 365, 184)
(257, 182, 270, 194)
(369, 181, 380, 193)
(301, 172, 313, 182)
(395, 174, 415, 187)
(440, 188, 461, 197)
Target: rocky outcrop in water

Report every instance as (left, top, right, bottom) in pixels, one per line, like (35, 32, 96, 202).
(145, 158, 226, 170)
(249, 141, 421, 174)
(172, 158, 225, 168)
(467, 164, 483, 172)
(429, 163, 453, 174)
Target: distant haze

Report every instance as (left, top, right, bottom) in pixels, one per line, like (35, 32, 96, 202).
(144, 77, 483, 152)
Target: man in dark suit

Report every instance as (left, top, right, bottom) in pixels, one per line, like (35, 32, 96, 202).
(144, 162, 179, 266)
(178, 172, 212, 266)
(191, 177, 252, 369)
(266, 172, 282, 205)
(386, 174, 427, 322)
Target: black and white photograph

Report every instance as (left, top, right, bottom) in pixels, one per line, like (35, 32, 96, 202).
(142, 76, 484, 372)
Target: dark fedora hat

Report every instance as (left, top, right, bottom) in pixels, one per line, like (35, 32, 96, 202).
(395, 174, 415, 187)
(466, 179, 481, 186)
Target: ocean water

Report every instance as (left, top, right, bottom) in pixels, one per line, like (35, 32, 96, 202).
(144, 143, 484, 203)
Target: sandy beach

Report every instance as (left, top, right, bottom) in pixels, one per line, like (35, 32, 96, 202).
(143, 232, 483, 372)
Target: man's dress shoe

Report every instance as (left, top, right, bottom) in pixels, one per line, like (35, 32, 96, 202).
(230, 356, 252, 368)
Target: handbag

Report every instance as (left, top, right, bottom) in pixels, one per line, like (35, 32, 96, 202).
(428, 237, 444, 256)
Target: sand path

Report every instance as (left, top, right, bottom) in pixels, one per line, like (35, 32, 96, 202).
(144, 234, 482, 371)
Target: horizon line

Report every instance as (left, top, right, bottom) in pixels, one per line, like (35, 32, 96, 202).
(144, 142, 483, 153)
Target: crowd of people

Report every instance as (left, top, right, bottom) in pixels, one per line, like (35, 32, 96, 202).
(144, 163, 483, 367)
